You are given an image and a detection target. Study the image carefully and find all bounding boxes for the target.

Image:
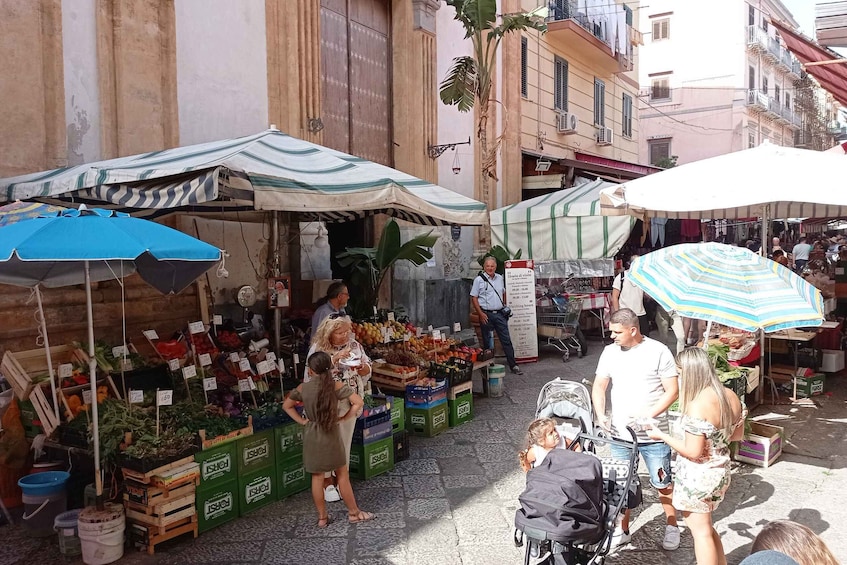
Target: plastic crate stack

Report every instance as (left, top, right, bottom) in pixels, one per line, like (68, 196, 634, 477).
(431, 357, 474, 428)
(405, 378, 449, 437)
(350, 397, 395, 479)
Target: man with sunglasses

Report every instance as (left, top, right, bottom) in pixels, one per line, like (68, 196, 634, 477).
(591, 308, 680, 552)
(311, 282, 350, 341)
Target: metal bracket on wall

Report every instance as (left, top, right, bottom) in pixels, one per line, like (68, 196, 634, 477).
(427, 137, 471, 159)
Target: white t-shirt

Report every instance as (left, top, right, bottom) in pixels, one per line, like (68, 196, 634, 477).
(792, 242, 812, 261)
(612, 272, 646, 316)
(595, 337, 677, 442)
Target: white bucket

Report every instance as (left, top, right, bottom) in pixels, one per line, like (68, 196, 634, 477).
(77, 503, 125, 565)
(488, 364, 506, 398)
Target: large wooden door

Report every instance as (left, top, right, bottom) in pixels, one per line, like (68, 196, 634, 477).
(320, 0, 392, 166)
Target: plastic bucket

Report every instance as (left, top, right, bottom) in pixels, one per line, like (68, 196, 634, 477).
(31, 461, 65, 474)
(488, 364, 505, 398)
(55, 509, 83, 557)
(78, 503, 125, 565)
(84, 483, 97, 508)
(18, 471, 69, 537)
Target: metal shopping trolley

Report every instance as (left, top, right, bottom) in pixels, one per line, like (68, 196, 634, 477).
(537, 295, 584, 362)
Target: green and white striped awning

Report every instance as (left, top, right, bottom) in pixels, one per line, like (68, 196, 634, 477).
(491, 178, 635, 260)
(0, 129, 487, 226)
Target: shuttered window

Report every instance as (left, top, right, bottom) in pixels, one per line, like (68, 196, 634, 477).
(649, 139, 671, 165)
(748, 66, 755, 90)
(622, 93, 633, 138)
(521, 37, 528, 97)
(651, 77, 670, 101)
(594, 78, 605, 126)
(624, 4, 633, 26)
(554, 57, 568, 112)
(652, 18, 669, 40)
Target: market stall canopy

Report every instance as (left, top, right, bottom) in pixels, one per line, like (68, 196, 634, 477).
(491, 178, 635, 260)
(599, 142, 847, 220)
(0, 200, 65, 226)
(772, 19, 847, 107)
(0, 128, 487, 227)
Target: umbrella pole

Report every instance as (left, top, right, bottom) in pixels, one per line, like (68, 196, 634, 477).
(34, 286, 61, 419)
(758, 207, 769, 405)
(85, 261, 104, 509)
(702, 320, 712, 350)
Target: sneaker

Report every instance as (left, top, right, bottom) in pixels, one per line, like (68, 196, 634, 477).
(610, 526, 631, 549)
(323, 485, 341, 503)
(662, 525, 680, 550)
(510, 365, 524, 375)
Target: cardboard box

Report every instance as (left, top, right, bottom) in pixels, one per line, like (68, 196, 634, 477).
(821, 349, 845, 373)
(734, 421, 783, 468)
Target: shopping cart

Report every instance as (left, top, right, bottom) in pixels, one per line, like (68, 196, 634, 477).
(536, 295, 584, 362)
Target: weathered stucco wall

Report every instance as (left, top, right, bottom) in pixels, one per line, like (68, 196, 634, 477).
(62, 0, 101, 166)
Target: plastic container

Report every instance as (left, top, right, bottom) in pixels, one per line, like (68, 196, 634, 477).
(18, 471, 69, 537)
(78, 503, 125, 565)
(31, 461, 65, 474)
(55, 509, 83, 557)
(84, 483, 97, 508)
(487, 364, 505, 398)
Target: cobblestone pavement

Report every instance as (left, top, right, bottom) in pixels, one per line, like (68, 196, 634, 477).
(3, 338, 847, 565)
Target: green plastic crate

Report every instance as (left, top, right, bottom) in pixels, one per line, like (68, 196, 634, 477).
(793, 373, 826, 398)
(349, 436, 394, 480)
(238, 465, 276, 515)
(390, 396, 404, 431)
(236, 429, 275, 473)
(274, 422, 304, 461)
(276, 454, 310, 500)
(196, 478, 239, 533)
(406, 400, 448, 437)
(194, 441, 237, 492)
(448, 391, 473, 428)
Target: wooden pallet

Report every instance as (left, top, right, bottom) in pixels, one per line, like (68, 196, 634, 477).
(121, 455, 197, 485)
(124, 478, 196, 509)
(198, 415, 253, 450)
(128, 514, 198, 555)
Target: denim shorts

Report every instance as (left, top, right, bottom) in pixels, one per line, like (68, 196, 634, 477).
(610, 441, 672, 489)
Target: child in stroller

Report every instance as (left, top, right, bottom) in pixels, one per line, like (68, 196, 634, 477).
(514, 378, 640, 565)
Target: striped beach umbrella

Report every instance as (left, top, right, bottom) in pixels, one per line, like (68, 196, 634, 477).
(0, 200, 65, 227)
(628, 242, 824, 333)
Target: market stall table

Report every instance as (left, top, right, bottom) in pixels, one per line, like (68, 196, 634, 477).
(765, 322, 837, 402)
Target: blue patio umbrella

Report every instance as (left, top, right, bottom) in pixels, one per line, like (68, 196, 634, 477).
(0, 205, 221, 505)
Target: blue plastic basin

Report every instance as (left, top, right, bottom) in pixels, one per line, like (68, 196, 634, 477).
(18, 471, 70, 496)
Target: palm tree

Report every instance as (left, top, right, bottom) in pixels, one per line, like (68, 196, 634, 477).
(439, 0, 545, 248)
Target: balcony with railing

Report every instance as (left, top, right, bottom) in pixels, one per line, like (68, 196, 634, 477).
(747, 25, 768, 52)
(777, 47, 802, 79)
(765, 36, 781, 62)
(546, 5, 633, 74)
(766, 97, 782, 119)
(782, 106, 801, 130)
(746, 89, 769, 112)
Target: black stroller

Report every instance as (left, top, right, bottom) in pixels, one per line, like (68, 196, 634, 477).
(513, 378, 640, 565)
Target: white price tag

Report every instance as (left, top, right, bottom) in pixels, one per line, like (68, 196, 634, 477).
(82, 389, 92, 405)
(129, 390, 144, 404)
(428, 325, 433, 332)
(249, 378, 257, 390)
(112, 345, 128, 358)
(278, 359, 286, 373)
(203, 377, 218, 391)
(257, 360, 272, 375)
(453, 322, 461, 332)
(433, 329, 442, 341)
(182, 365, 197, 379)
(238, 379, 251, 392)
(416, 327, 423, 338)
(143, 329, 159, 340)
(121, 358, 133, 372)
(189, 321, 205, 334)
(198, 353, 212, 367)
(387, 312, 395, 322)
(238, 358, 251, 372)
(58, 364, 73, 379)
(213, 315, 223, 326)
(168, 358, 180, 371)
(403, 333, 410, 342)
(293, 353, 300, 365)
(382, 330, 390, 344)
(265, 352, 276, 363)
(229, 352, 240, 363)
(157, 389, 173, 406)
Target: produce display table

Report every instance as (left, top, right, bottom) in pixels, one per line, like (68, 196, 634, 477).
(766, 329, 819, 402)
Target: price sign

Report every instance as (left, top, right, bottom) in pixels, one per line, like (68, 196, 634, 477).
(112, 345, 128, 358)
(257, 360, 272, 375)
(278, 359, 286, 373)
(238, 358, 251, 372)
(293, 354, 300, 365)
(143, 329, 159, 340)
(382, 329, 390, 344)
(188, 321, 205, 334)
(403, 333, 410, 342)
(157, 389, 173, 406)
(182, 365, 197, 379)
(198, 353, 212, 367)
(387, 312, 395, 322)
(249, 378, 257, 390)
(433, 329, 442, 341)
(129, 390, 144, 404)
(82, 389, 92, 405)
(416, 327, 423, 338)
(229, 352, 240, 363)
(428, 325, 434, 332)
(168, 358, 180, 371)
(238, 379, 251, 392)
(121, 358, 133, 372)
(453, 322, 461, 332)
(213, 315, 223, 326)
(265, 352, 276, 363)
(203, 377, 217, 391)
(58, 364, 73, 379)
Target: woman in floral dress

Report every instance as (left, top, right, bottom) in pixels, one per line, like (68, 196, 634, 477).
(648, 347, 746, 565)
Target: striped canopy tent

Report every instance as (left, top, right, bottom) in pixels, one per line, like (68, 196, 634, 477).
(490, 178, 635, 260)
(0, 128, 487, 227)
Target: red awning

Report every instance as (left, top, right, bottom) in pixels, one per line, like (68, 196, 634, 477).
(772, 20, 847, 107)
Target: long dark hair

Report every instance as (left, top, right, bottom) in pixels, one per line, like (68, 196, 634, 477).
(307, 351, 338, 433)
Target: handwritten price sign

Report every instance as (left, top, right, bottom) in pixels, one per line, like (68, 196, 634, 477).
(157, 390, 173, 406)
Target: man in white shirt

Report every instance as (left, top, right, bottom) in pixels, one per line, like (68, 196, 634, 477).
(611, 255, 649, 336)
(470, 256, 522, 374)
(791, 236, 812, 274)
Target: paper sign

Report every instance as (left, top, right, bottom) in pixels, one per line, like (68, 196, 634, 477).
(278, 359, 285, 373)
(293, 354, 300, 365)
(403, 333, 410, 342)
(168, 359, 180, 371)
(453, 322, 461, 332)
(182, 365, 197, 379)
(257, 360, 272, 375)
(229, 352, 240, 363)
(82, 390, 92, 405)
(428, 325, 433, 332)
(143, 329, 159, 340)
(433, 329, 442, 341)
(238, 379, 251, 392)
(249, 378, 257, 390)
(387, 312, 395, 322)
(189, 321, 205, 334)
(265, 352, 276, 363)
(203, 377, 217, 391)
(129, 390, 144, 404)
(157, 389, 173, 406)
(213, 315, 223, 326)
(198, 353, 212, 367)
(382, 330, 390, 344)
(58, 364, 73, 379)
(112, 345, 128, 358)
(238, 358, 251, 372)
(416, 327, 423, 338)
(121, 358, 133, 372)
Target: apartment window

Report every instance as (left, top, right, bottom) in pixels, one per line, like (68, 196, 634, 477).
(648, 138, 671, 165)
(785, 92, 791, 109)
(748, 129, 757, 149)
(550, 0, 568, 21)
(748, 6, 755, 27)
(622, 93, 633, 138)
(521, 37, 528, 98)
(748, 66, 755, 90)
(762, 18, 768, 33)
(761, 127, 771, 144)
(651, 77, 671, 101)
(554, 57, 569, 111)
(594, 78, 606, 126)
(761, 75, 768, 94)
(774, 84, 780, 103)
(652, 18, 669, 41)
(624, 4, 633, 26)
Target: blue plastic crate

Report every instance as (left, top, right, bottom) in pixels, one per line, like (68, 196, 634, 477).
(405, 380, 448, 405)
(352, 420, 393, 444)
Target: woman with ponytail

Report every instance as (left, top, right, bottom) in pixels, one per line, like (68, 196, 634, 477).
(282, 351, 375, 528)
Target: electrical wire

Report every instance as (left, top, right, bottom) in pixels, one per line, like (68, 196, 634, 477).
(235, 208, 263, 281)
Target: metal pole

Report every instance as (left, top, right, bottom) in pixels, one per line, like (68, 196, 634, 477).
(270, 211, 281, 356)
(85, 261, 103, 508)
(757, 206, 769, 405)
(34, 286, 60, 418)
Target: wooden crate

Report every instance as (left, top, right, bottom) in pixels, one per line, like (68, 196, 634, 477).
(734, 421, 783, 468)
(447, 380, 473, 400)
(124, 478, 197, 510)
(29, 384, 60, 436)
(199, 415, 253, 450)
(372, 365, 420, 390)
(124, 490, 196, 528)
(1, 344, 82, 400)
(59, 375, 122, 421)
(121, 456, 198, 485)
(128, 514, 198, 555)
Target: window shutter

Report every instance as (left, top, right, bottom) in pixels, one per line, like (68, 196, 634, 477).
(652, 20, 660, 39)
(748, 66, 755, 90)
(554, 57, 569, 111)
(594, 79, 605, 126)
(624, 4, 633, 26)
(521, 37, 528, 97)
(661, 20, 668, 39)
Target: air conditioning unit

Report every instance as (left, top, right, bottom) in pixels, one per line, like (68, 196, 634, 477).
(556, 112, 579, 134)
(596, 127, 614, 146)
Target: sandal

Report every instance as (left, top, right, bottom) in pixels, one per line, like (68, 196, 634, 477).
(317, 515, 333, 528)
(348, 510, 376, 524)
